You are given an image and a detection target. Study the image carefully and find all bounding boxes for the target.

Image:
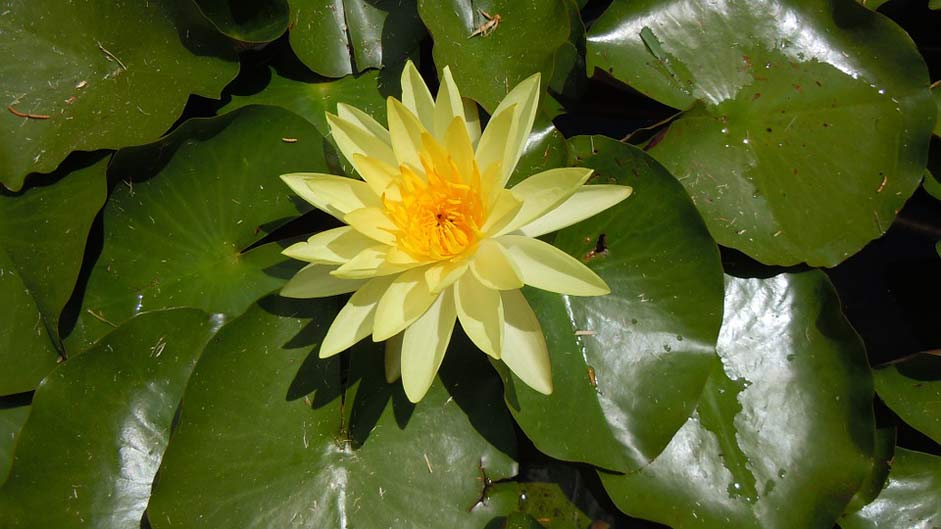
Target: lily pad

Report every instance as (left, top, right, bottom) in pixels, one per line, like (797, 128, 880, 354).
(873, 352, 941, 444)
(148, 295, 517, 529)
(0, 397, 30, 484)
(498, 135, 724, 472)
(193, 0, 289, 42)
(287, 0, 426, 78)
(600, 272, 875, 529)
(0, 154, 108, 395)
(418, 0, 576, 112)
(0, 0, 238, 191)
(587, 0, 935, 266)
(0, 309, 218, 529)
(840, 448, 941, 529)
(62, 106, 326, 354)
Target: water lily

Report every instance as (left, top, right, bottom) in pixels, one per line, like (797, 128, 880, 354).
(280, 62, 632, 402)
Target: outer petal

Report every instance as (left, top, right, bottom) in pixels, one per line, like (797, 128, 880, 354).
(455, 273, 503, 359)
(344, 207, 398, 245)
(500, 288, 552, 395)
(444, 116, 478, 185)
(332, 245, 416, 279)
(320, 275, 396, 358)
(476, 103, 517, 197)
(387, 97, 428, 172)
(282, 227, 375, 264)
(373, 266, 438, 341)
(470, 239, 524, 290)
(480, 188, 521, 234)
(326, 112, 397, 169)
(485, 73, 541, 188)
(497, 235, 609, 296)
(385, 333, 403, 383)
(400, 61, 436, 132)
(462, 97, 482, 146)
(280, 264, 367, 298)
(433, 67, 466, 140)
(488, 168, 594, 237)
(336, 104, 392, 146)
(280, 173, 379, 220)
(401, 288, 457, 403)
(518, 184, 633, 238)
(424, 258, 470, 293)
(350, 153, 398, 197)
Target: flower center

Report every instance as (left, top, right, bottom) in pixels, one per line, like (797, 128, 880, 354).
(383, 153, 483, 261)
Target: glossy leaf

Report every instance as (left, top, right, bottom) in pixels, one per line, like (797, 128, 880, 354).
(587, 0, 935, 266)
(0, 0, 238, 191)
(0, 309, 218, 529)
(149, 295, 518, 529)
(933, 82, 941, 136)
(418, 0, 575, 112)
(844, 427, 896, 514)
(841, 448, 941, 529)
(223, 68, 387, 138)
(505, 513, 546, 529)
(873, 352, 941, 444)
(600, 272, 875, 529)
(498, 136, 723, 472)
(0, 154, 108, 395)
(62, 107, 325, 354)
(287, 0, 425, 78)
(509, 114, 571, 186)
(193, 0, 289, 42)
(0, 397, 30, 484)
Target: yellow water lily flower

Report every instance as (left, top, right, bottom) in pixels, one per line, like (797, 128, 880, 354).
(280, 62, 632, 402)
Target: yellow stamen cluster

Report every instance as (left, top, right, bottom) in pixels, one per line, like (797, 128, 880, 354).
(383, 153, 483, 261)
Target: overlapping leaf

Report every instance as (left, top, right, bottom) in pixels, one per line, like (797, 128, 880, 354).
(148, 296, 517, 529)
(0, 154, 108, 395)
(62, 106, 326, 354)
(600, 272, 875, 529)
(841, 448, 941, 529)
(0, 0, 238, 190)
(497, 136, 724, 472)
(588, 0, 935, 266)
(193, 0, 290, 42)
(873, 352, 941, 444)
(0, 398, 30, 484)
(0, 309, 218, 528)
(287, 0, 426, 78)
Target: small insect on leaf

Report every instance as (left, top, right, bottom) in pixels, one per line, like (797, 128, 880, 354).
(468, 10, 501, 38)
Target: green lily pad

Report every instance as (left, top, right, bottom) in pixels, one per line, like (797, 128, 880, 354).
(932, 0, 941, 9)
(0, 309, 218, 529)
(418, 0, 576, 112)
(600, 272, 875, 529)
(844, 427, 896, 514)
(498, 136, 723, 472)
(223, 68, 387, 138)
(0, 397, 30, 484)
(925, 168, 941, 201)
(587, 0, 935, 267)
(0, 0, 238, 191)
(287, 0, 426, 78)
(873, 352, 941, 444)
(62, 107, 325, 354)
(856, 0, 891, 10)
(148, 295, 517, 528)
(193, 0, 289, 42)
(840, 448, 941, 529)
(932, 82, 940, 136)
(0, 154, 108, 395)
(505, 513, 547, 529)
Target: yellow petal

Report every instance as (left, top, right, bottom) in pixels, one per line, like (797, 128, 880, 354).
(282, 227, 375, 265)
(331, 245, 415, 279)
(444, 116, 477, 185)
(344, 207, 398, 245)
(491, 73, 541, 189)
(462, 97, 482, 146)
(320, 275, 396, 358)
(350, 153, 398, 197)
(385, 333, 403, 383)
(424, 258, 470, 293)
(281, 264, 366, 298)
(433, 66, 466, 140)
(373, 266, 438, 341)
(500, 288, 552, 395)
(400, 61, 436, 132)
(489, 168, 594, 237)
(326, 112, 397, 169)
(401, 288, 457, 403)
(518, 185, 633, 238)
(470, 239, 523, 290)
(497, 235, 609, 296)
(481, 189, 522, 235)
(387, 97, 427, 172)
(476, 103, 517, 195)
(336, 103, 392, 146)
(280, 173, 379, 220)
(455, 273, 503, 359)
